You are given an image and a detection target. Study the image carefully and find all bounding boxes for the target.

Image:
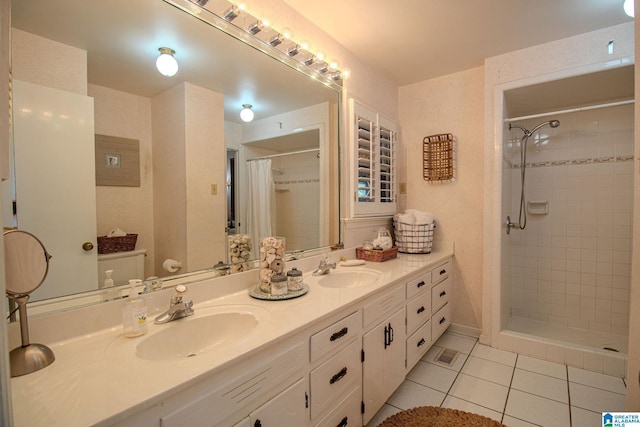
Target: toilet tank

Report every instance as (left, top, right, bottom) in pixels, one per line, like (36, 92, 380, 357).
(97, 248, 146, 287)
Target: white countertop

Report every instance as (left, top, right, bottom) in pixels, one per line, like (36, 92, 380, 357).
(11, 245, 453, 426)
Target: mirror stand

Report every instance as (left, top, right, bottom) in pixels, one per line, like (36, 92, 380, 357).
(9, 294, 55, 377)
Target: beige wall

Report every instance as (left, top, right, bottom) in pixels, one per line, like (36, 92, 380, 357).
(11, 28, 86, 95)
(90, 84, 155, 278)
(399, 67, 485, 331)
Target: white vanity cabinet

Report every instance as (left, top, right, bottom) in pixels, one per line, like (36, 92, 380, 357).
(361, 286, 406, 425)
(348, 98, 398, 217)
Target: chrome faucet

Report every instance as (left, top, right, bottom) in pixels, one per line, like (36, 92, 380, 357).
(154, 285, 194, 324)
(312, 256, 336, 276)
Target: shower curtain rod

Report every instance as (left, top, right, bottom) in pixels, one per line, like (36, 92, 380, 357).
(504, 99, 635, 123)
(246, 147, 319, 161)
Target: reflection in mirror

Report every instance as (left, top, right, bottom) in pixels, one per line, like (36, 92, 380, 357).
(4, 0, 341, 308)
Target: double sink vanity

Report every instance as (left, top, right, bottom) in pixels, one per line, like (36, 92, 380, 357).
(10, 243, 454, 426)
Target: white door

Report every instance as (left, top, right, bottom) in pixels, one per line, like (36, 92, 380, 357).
(12, 80, 97, 301)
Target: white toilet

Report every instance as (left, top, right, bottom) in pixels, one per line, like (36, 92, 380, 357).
(97, 248, 147, 287)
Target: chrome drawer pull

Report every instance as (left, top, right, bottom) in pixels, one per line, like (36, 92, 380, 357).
(330, 327, 348, 342)
(417, 280, 426, 288)
(439, 317, 446, 325)
(439, 291, 446, 297)
(330, 367, 348, 384)
(417, 338, 426, 347)
(417, 306, 425, 314)
(337, 416, 348, 427)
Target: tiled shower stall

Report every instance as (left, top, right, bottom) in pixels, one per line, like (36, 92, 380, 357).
(502, 103, 633, 370)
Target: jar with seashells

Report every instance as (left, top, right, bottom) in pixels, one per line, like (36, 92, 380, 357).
(258, 236, 286, 293)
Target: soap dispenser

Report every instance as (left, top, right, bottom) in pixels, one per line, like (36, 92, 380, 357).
(122, 279, 147, 337)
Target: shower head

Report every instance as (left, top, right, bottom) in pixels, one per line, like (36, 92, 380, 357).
(509, 119, 560, 136)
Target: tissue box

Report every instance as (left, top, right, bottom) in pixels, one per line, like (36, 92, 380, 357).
(97, 234, 138, 254)
(356, 246, 398, 262)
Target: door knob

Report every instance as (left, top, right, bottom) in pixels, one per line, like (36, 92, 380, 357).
(82, 242, 94, 251)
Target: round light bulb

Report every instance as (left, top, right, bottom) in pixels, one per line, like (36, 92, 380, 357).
(156, 48, 178, 77)
(341, 68, 351, 80)
(624, 0, 634, 17)
(240, 104, 254, 122)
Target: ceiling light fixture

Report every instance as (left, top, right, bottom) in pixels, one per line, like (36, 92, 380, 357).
(240, 104, 254, 122)
(155, 47, 179, 77)
(624, 0, 634, 17)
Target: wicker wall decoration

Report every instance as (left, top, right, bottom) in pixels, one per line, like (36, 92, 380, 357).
(423, 133, 455, 183)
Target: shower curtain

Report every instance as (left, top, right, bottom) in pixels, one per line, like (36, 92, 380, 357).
(246, 159, 275, 258)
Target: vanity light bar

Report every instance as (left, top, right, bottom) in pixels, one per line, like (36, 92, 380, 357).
(184, 0, 349, 83)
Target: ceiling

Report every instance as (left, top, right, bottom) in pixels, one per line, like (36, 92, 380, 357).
(283, 0, 634, 86)
(11, 0, 635, 122)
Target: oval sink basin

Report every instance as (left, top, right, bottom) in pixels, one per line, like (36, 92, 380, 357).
(136, 311, 261, 361)
(316, 269, 382, 288)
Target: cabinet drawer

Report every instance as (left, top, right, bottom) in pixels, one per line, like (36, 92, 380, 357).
(431, 303, 451, 342)
(406, 291, 432, 336)
(311, 311, 362, 362)
(313, 386, 361, 427)
(310, 339, 361, 420)
(431, 276, 451, 312)
(406, 271, 431, 300)
(431, 260, 450, 285)
(363, 285, 404, 327)
(406, 319, 431, 370)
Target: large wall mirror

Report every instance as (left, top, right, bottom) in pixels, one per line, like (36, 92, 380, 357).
(3, 0, 341, 307)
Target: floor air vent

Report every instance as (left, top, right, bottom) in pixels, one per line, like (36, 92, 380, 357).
(434, 348, 459, 366)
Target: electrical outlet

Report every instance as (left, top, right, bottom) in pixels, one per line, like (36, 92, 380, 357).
(211, 184, 217, 195)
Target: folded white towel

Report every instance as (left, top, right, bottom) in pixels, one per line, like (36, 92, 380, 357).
(107, 227, 127, 237)
(394, 213, 415, 225)
(405, 209, 434, 225)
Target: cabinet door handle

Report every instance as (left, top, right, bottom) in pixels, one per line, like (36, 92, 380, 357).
(417, 306, 425, 314)
(330, 367, 348, 384)
(439, 317, 446, 325)
(416, 280, 426, 288)
(254, 420, 262, 427)
(389, 323, 394, 344)
(417, 338, 426, 347)
(330, 327, 348, 342)
(440, 269, 447, 275)
(440, 291, 446, 297)
(337, 416, 348, 427)
(384, 325, 390, 349)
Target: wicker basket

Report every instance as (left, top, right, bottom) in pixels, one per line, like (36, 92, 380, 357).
(97, 234, 138, 254)
(393, 220, 435, 254)
(356, 246, 398, 262)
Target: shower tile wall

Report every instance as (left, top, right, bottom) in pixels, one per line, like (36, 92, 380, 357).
(272, 151, 320, 251)
(508, 104, 633, 337)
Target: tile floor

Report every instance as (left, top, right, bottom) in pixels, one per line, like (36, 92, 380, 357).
(366, 331, 627, 427)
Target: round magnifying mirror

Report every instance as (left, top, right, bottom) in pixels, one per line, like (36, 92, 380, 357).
(4, 229, 51, 296)
(4, 229, 54, 377)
